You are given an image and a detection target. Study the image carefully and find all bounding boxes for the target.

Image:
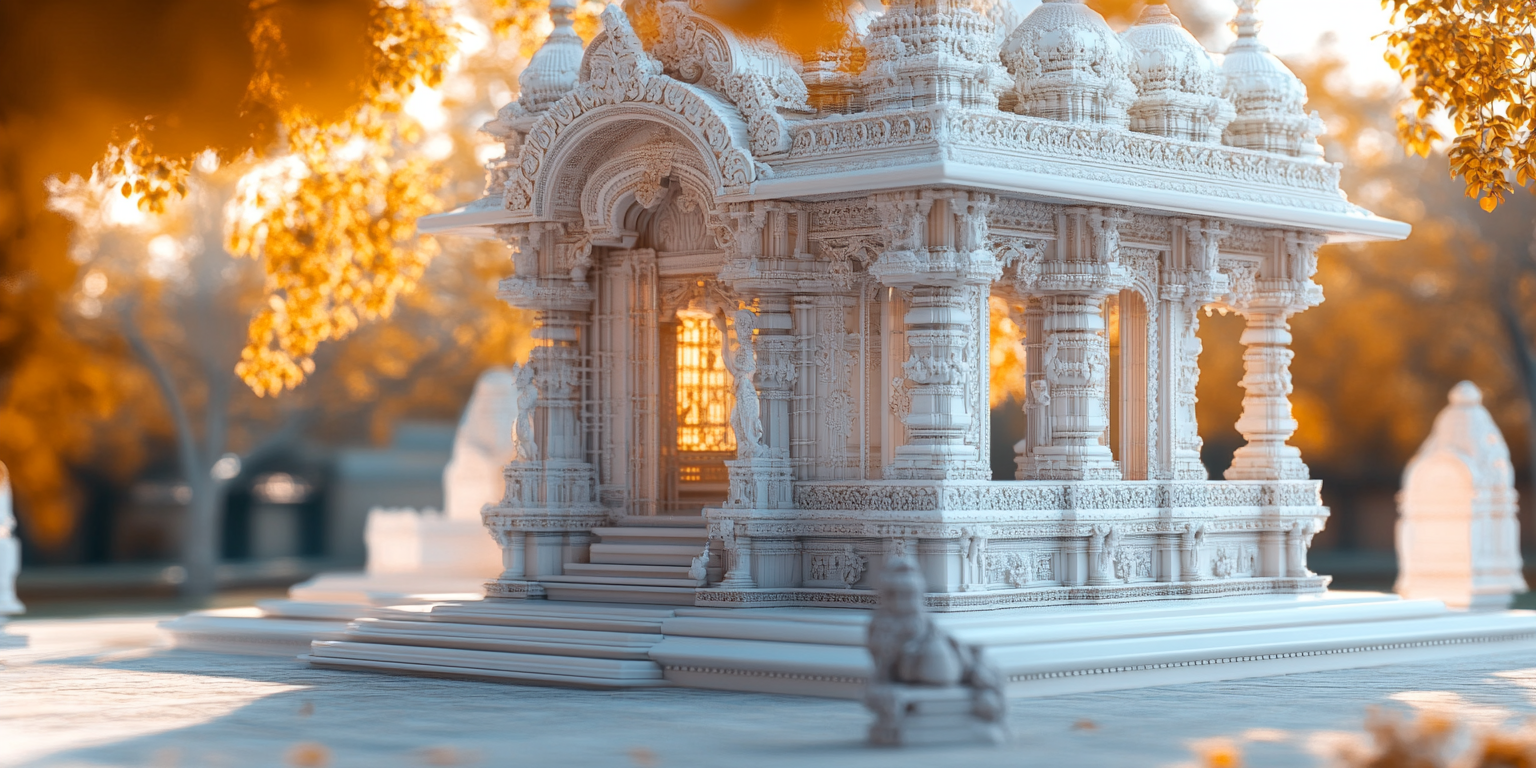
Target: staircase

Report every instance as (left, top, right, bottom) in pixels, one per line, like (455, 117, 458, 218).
(538, 515, 714, 605)
(305, 516, 717, 687)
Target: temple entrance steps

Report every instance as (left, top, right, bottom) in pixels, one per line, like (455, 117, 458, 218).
(305, 600, 677, 688)
(536, 516, 712, 606)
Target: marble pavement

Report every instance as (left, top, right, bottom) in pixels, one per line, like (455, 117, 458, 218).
(6, 613, 1536, 767)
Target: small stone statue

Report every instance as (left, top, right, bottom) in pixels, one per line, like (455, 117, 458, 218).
(509, 363, 539, 462)
(865, 557, 1007, 747)
(688, 543, 710, 585)
(717, 310, 766, 459)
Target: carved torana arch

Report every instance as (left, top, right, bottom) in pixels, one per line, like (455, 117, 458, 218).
(507, 5, 758, 216)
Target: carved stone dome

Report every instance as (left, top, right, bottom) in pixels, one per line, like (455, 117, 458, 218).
(1001, 0, 1136, 128)
(1121, 4, 1234, 143)
(1221, 0, 1325, 160)
(518, 0, 584, 113)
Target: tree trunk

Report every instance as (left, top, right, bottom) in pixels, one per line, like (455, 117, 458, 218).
(1495, 294, 1536, 553)
(123, 312, 220, 600)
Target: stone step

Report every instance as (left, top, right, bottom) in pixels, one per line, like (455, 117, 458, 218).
(540, 574, 701, 589)
(615, 515, 708, 528)
(539, 581, 700, 606)
(590, 543, 704, 566)
(305, 640, 667, 687)
(341, 618, 661, 660)
(564, 563, 697, 580)
(405, 599, 676, 634)
(590, 526, 709, 546)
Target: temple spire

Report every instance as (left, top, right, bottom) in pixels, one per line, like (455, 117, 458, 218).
(518, 0, 584, 114)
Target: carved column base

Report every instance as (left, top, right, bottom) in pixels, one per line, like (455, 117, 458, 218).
(1031, 446, 1120, 481)
(888, 446, 992, 481)
(725, 458, 794, 510)
(1227, 444, 1309, 481)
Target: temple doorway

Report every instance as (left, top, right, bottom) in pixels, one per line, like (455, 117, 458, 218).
(658, 308, 734, 514)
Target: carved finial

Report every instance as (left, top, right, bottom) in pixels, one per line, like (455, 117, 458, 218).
(1450, 381, 1483, 407)
(1230, 0, 1264, 44)
(517, 0, 586, 113)
(1138, 3, 1178, 24)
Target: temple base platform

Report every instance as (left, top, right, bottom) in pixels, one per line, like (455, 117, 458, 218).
(298, 591, 1536, 698)
(160, 571, 487, 657)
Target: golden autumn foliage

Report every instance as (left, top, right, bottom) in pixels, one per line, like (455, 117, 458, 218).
(224, 0, 456, 395)
(1383, 0, 1536, 211)
(0, 0, 553, 554)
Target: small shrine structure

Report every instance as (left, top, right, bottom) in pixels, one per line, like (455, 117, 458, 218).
(300, 0, 1536, 695)
(1397, 382, 1527, 610)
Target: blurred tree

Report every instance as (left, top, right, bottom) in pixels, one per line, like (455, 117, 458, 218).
(1383, 0, 1536, 212)
(0, 0, 557, 573)
(47, 152, 532, 597)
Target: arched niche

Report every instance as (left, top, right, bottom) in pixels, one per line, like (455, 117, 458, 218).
(518, 98, 754, 221)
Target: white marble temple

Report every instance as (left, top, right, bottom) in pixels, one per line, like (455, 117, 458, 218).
(168, 0, 1536, 700)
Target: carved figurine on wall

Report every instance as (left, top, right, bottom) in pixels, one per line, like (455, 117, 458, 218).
(717, 309, 767, 459)
(1029, 379, 1053, 448)
(509, 362, 539, 462)
(865, 557, 1007, 747)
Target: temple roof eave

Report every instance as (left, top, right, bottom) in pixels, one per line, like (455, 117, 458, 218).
(721, 159, 1408, 243)
(418, 199, 523, 240)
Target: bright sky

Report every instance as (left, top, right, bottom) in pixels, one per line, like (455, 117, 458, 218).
(1009, 0, 1403, 88)
(1200, 0, 1400, 86)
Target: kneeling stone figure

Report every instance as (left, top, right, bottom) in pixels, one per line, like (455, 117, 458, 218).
(865, 557, 1008, 747)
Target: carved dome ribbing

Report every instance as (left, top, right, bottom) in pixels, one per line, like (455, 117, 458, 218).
(1002, 0, 1136, 128)
(1121, 4, 1233, 143)
(518, 0, 584, 113)
(1220, 0, 1325, 160)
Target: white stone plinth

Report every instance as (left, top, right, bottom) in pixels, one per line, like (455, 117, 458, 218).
(303, 592, 1536, 698)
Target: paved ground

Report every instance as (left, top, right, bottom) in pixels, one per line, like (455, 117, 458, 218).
(5, 615, 1536, 768)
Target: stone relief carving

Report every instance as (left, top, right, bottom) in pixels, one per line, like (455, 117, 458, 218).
(809, 544, 868, 588)
(1114, 547, 1154, 582)
(990, 551, 1054, 588)
(649, 1, 810, 156)
(1212, 545, 1257, 578)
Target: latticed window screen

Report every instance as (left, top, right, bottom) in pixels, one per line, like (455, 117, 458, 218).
(675, 310, 736, 453)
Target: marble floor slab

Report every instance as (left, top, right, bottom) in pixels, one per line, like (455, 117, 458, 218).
(4, 614, 1536, 767)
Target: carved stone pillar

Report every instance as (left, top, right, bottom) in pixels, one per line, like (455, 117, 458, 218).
(1013, 298, 1049, 479)
(870, 191, 999, 480)
(754, 295, 797, 460)
(718, 202, 799, 511)
(1226, 301, 1307, 480)
(1286, 521, 1315, 577)
(1156, 219, 1231, 480)
(483, 223, 608, 599)
(1226, 233, 1323, 481)
(718, 521, 756, 589)
(1030, 208, 1132, 481)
